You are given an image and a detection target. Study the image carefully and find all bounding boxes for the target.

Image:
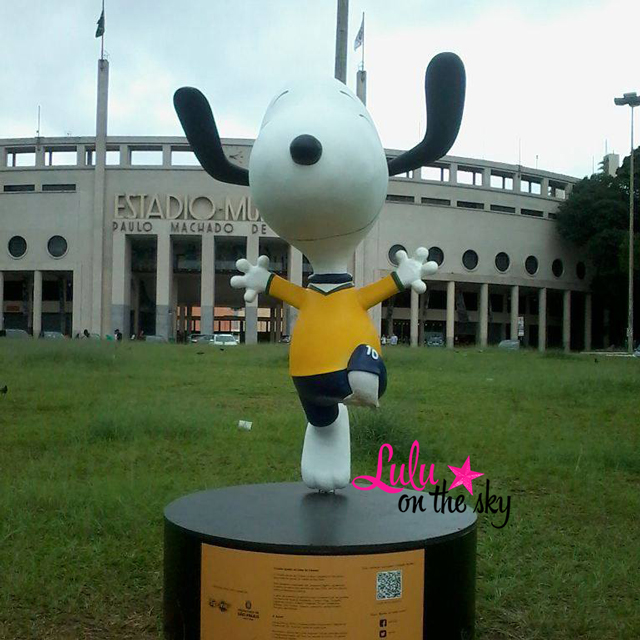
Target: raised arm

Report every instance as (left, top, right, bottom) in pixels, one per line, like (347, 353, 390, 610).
(265, 275, 307, 309)
(357, 275, 403, 310)
(357, 247, 439, 310)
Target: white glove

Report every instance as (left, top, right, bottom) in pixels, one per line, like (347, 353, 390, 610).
(230, 255, 272, 303)
(394, 247, 438, 294)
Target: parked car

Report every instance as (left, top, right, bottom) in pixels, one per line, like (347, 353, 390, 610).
(191, 333, 214, 344)
(42, 331, 65, 340)
(3, 329, 29, 339)
(210, 333, 238, 346)
(426, 335, 445, 347)
(498, 339, 520, 350)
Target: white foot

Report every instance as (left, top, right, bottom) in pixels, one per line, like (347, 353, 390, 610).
(301, 404, 351, 491)
(344, 370, 379, 408)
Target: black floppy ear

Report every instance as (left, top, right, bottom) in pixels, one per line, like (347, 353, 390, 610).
(387, 52, 466, 177)
(173, 87, 250, 186)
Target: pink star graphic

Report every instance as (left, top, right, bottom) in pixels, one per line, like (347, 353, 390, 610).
(447, 456, 484, 495)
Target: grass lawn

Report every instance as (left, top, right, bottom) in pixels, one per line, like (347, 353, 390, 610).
(0, 341, 638, 639)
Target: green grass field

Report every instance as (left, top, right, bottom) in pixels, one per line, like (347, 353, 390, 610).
(0, 341, 638, 639)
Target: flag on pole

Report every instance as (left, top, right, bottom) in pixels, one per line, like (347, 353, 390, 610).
(95, 9, 105, 38)
(353, 14, 364, 51)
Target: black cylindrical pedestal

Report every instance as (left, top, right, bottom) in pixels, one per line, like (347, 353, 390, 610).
(164, 482, 476, 639)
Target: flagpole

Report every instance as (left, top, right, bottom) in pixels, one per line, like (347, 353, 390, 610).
(100, 0, 105, 60)
(361, 12, 365, 70)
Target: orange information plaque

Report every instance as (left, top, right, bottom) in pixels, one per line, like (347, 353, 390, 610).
(200, 545, 424, 639)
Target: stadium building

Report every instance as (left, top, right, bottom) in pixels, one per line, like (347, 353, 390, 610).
(0, 60, 607, 350)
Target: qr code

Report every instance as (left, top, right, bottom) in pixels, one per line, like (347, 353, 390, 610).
(376, 570, 402, 600)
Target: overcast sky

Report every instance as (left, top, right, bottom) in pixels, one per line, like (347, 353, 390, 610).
(1, 0, 638, 178)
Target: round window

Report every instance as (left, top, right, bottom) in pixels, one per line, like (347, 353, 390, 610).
(8, 236, 27, 258)
(47, 235, 68, 258)
(525, 255, 538, 275)
(576, 261, 586, 280)
(495, 252, 510, 272)
(388, 244, 407, 266)
(552, 259, 564, 278)
(462, 250, 478, 271)
(428, 246, 444, 266)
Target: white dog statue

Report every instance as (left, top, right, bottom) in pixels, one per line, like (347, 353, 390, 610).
(174, 52, 465, 492)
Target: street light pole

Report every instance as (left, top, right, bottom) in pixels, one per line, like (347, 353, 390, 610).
(614, 91, 639, 353)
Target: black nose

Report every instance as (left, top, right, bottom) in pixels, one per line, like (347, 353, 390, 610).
(290, 134, 323, 165)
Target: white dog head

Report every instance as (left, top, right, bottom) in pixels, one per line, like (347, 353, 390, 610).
(174, 52, 465, 272)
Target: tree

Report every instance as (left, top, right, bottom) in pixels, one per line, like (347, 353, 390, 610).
(556, 148, 640, 346)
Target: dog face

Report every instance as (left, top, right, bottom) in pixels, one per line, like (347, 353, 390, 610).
(249, 77, 388, 258)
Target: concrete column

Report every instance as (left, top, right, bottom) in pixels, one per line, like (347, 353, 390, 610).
(171, 276, 179, 339)
(410, 288, 419, 347)
(482, 167, 491, 187)
(269, 307, 276, 343)
(200, 234, 215, 335)
(72, 266, 82, 337)
(563, 290, 571, 353)
(245, 233, 259, 344)
(132, 278, 140, 337)
(111, 232, 131, 337)
(510, 285, 519, 341)
(540, 177, 549, 197)
(479, 283, 488, 347)
(286, 244, 303, 336)
(446, 281, 456, 348)
(0, 271, 4, 331)
(275, 304, 283, 342)
(162, 144, 171, 167)
(449, 163, 458, 184)
(418, 292, 427, 346)
(538, 287, 547, 352)
(33, 270, 42, 337)
(155, 233, 173, 340)
(91, 59, 110, 336)
(584, 293, 592, 352)
(513, 173, 521, 193)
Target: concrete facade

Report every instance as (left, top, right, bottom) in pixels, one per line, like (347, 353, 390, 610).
(0, 62, 597, 348)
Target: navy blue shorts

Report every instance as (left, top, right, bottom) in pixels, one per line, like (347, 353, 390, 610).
(292, 344, 387, 427)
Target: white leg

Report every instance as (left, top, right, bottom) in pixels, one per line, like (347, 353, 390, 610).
(301, 404, 350, 491)
(344, 370, 379, 408)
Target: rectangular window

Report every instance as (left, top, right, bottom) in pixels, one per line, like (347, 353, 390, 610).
(3, 184, 35, 192)
(457, 200, 484, 210)
(521, 208, 544, 217)
(429, 290, 447, 310)
(490, 173, 514, 190)
(548, 212, 558, 220)
(457, 167, 482, 185)
(85, 149, 120, 165)
(490, 204, 516, 213)
(548, 181, 567, 199)
(521, 177, 542, 195)
(46, 149, 77, 166)
(171, 149, 200, 166)
(489, 294, 503, 313)
(130, 149, 163, 165)
(5, 281, 24, 300)
(42, 281, 61, 302)
(7, 150, 36, 167)
(420, 165, 450, 181)
(386, 194, 415, 203)
(42, 184, 76, 192)
(463, 292, 478, 311)
(421, 197, 451, 206)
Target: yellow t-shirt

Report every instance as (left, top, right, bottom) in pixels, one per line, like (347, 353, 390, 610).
(266, 274, 402, 377)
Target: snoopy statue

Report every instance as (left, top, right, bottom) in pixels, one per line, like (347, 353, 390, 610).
(174, 52, 465, 492)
